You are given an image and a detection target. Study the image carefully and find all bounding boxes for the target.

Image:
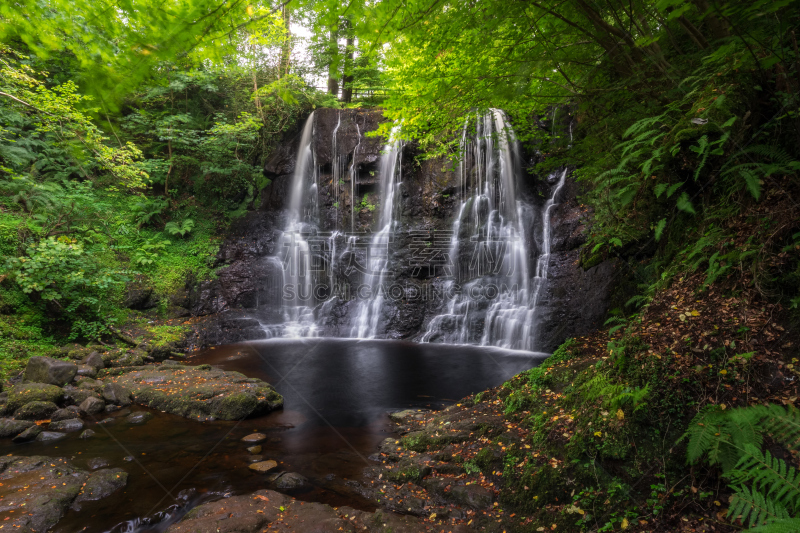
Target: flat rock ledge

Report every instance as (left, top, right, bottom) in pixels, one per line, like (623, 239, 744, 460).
(98, 364, 283, 421)
(0, 455, 127, 532)
(167, 489, 472, 533)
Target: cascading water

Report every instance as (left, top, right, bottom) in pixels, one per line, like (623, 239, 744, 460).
(421, 109, 568, 351)
(279, 112, 320, 337)
(350, 126, 403, 339)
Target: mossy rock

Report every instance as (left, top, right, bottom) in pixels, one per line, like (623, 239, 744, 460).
(385, 457, 431, 484)
(110, 366, 284, 421)
(7, 383, 63, 412)
(15, 401, 59, 420)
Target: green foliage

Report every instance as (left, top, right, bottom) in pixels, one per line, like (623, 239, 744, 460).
(6, 237, 113, 299)
(165, 218, 195, 237)
(131, 197, 169, 227)
(132, 239, 170, 267)
(684, 405, 800, 530)
(359, 193, 376, 212)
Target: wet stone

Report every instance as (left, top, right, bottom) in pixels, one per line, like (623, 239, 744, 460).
(24, 356, 77, 386)
(80, 396, 105, 415)
(79, 429, 96, 439)
(0, 417, 34, 438)
(73, 468, 128, 504)
(49, 418, 84, 432)
(246, 445, 262, 454)
(84, 351, 105, 370)
(241, 432, 267, 444)
(6, 383, 63, 412)
(126, 411, 153, 425)
(274, 472, 308, 490)
(63, 386, 101, 406)
(36, 431, 68, 442)
(248, 460, 278, 473)
(103, 383, 133, 406)
(76, 364, 98, 378)
(12, 424, 43, 443)
(51, 406, 82, 421)
(87, 457, 110, 470)
(15, 400, 59, 420)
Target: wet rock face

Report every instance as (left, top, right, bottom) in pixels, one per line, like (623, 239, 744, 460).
(0, 456, 126, 532)
(532, 181, 617, 352)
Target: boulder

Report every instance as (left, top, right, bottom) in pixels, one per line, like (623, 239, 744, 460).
(102, 383, 133, 406)
(79, 396, 105, 416)
(6, 383, 63, 412)
(35, 431, 67, 442)
(51, 406, 81, 421)
(12, 424, 43, 443)
(63, 385, 101, 406)
(125, 411, 153, 425)
(76, 364, 98, 378)
(49, 418, 84, 432)
(24, 356, 77, 386)
(15, 400, 59, 420)
(83, 351, 106, 370)
(274, 472, 308, 490)
(79, 429, 96, 439)
(0, 418, 35, 438)
(246, 445, 262, 454)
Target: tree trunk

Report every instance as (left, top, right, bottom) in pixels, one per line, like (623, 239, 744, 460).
(280, 5, 292, 78)
(341, 32, 355, 102)
(327, 28, 339, 96)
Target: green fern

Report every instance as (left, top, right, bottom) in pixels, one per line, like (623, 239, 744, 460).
(720, 145, 800, 201)
(747, 519, 800, 533)
(729, 485, 791, 528)
(684, 405, 800, 530)
(727, 445, 800, 514)
(164, 218, 194, 237)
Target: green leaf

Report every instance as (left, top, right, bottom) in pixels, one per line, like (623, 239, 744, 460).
(676, 192, 696, 214)
(654, 219, 667, 241)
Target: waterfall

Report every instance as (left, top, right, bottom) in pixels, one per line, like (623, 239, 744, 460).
(332, 111, 343, 229)
(349, 123, 361, 233)
(350, 126, 403, 339)
(421, 109, 567, 352)
(278, 112, 320, 337)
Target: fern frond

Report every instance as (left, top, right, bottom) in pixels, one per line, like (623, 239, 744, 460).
(746, 518, 800, 533)
(757, 404, 800, 451)
(728, 485, 790, 528)
(727, 444, 800, 514)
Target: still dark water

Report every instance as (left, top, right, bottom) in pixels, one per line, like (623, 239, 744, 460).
(0, 339, 545, 532)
